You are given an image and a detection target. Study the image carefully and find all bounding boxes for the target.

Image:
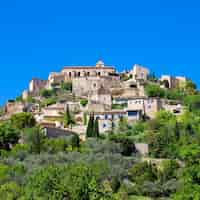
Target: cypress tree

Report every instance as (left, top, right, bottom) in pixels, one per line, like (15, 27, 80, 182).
(94, 118, 100, 138)
(86, 113, 94, 138)
(64, 105, 74, 129)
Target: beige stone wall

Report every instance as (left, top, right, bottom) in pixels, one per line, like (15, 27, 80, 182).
(5, 102, 25, 115)
(72, 76, 120, 97)
(161, 75, 187, 89)
(127, 97, 162, 119)
(62, 67, 115, 77)
(29, 79, 47, 94)
(132, 64, 150, 81)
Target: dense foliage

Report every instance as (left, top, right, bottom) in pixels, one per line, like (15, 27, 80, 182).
(2, 82, 200, 199)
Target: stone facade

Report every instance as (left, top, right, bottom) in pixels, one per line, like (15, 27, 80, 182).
(29, 78, 47, 94)
(127, 97, 162, 119)
(94, 110, 127, 133)
(42, 103, 65, 119)
(132, 64, 150, 81)
(72, 76, 120, 97)
(160, 75, 187, 89)
(88, 86, 112, 112)
(48, 60, 116, 88)
(5, 102, 25, 116)
(62, 60, 115, 77)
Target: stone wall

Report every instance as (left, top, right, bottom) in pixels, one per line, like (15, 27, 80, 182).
(72, 76, 120, 97)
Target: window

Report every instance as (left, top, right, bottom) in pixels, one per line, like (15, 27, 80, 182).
(77, 72, 81, 77)
(128, 111, 138, 116)
(98, 72, 101, 76)
(69, 72, 71, 77)
(103, 123, 107, 128)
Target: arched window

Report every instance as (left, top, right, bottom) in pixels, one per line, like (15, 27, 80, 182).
(98, 72, 101, 76)
(87, 72, 90, 76)
(69, 72, 71, 77)
(78, 72, 81, 77)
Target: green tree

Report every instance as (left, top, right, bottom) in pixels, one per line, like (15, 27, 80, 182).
(80, 99, 88, 107)
(63, 105, 75, 129)
(23, 126, 46, 154)
(83, 112, 87, 125)
(41, 98, 56, 107)
(121, 138, 136, 156)
(61, 81, 72, 91)
(24, 164, 111, 200)
(0, 122, 20, 151)
(86, 113, 95, 138)
(118, 116, 129, 133)
(184, 95, 200, 112)
(71, 134, 80, 150)
(128, 162, 157, 185)
(145, 84, 165, 97)
(94, 118, 100, 138)
(10, 112, 36, 129)
(185, 79, 197, 95)
(40, 88, 55, 98)
(0, 182, 22, 200)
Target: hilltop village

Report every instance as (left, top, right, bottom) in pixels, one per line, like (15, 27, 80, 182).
(2, 60, 188, 139)
(1, 60, 200, 199)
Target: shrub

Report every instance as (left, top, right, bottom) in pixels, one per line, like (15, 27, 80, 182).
(10, 112, 36, 129)
(145, 84, 165, 98)
(80, 99, 88, 107)
(40, 89, 56, 98)
(61, 81, 72, 91)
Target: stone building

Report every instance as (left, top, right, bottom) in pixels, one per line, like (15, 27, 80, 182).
(88, 86, 112, 112)
(121, 79, 145, 98)
(5, 101, 25, 116)
(127, 97, 162, 119)
(132, 64, 150, 81)
(72, 75, 120, 97)
(94, 110, 127, 133)
(29, 78, 47, 94)
(160, 75, 187, 89)
(62, 60, 116, 78)
(48, 60, 116, 87)
(42, 103, 65, 119)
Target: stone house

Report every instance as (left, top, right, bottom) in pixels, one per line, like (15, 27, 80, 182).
(160, 75, 187, 89)
(94, 110, 127, 133)
(29, 78, 47, 94)
(88, 86, 112, 112)
(132, 64, 150, 81)
(62, 60, 116, 78)
(5, 101, 25, 116)
(161, 99, 184, 115)
(47, 60, 117, 87)
(127, 97, 162, 119)
(42, 103, 65, 119)
(72, 75, 120, 97)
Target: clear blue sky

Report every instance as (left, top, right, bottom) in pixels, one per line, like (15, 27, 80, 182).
(1, 0, 200, 105)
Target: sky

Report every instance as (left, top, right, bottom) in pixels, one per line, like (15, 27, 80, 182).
(0, 0, 200, 105)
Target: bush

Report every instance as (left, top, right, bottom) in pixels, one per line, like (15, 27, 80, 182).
(40, 89, 56, 98)
(10, 112, 36, 129)
(61, 81, 72, 91)
(41, 98, 57, 107)
(44, 138, 69, 153)
(80, 99, 88, 107)
(145, 84, 165, 98)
